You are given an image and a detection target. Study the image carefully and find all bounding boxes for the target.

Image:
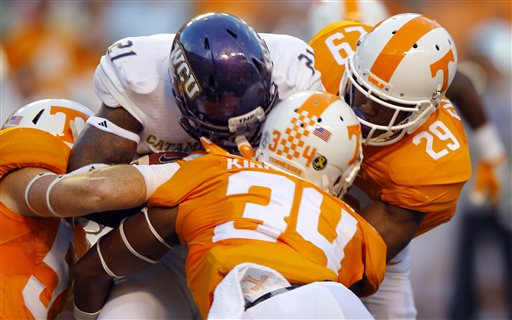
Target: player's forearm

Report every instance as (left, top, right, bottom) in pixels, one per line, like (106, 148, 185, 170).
(446, 72, 488, 130)
(360, 201, 424, 260)
(73, 207, 177, 317)
(67, 125, 138, 171)
(19, 165, 147, 218)
(73, 246, 114, 318)
(54, 165, 147, 215)
(67, 104, 142, 171)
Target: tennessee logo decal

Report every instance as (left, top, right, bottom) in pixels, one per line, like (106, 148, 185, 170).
(430, 49, 455, 92)
(49, 106, 89, 145)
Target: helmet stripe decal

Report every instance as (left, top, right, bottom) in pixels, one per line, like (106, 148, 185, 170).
(296, 91, 338, 117)
(370, 16, 441, 83)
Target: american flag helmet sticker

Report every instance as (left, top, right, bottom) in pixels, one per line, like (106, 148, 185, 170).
(7, 115, 23, 125)
(313, 126, 331, 142)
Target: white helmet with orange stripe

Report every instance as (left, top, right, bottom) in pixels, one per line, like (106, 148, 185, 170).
(3, 99, 94, 147)
(256, 91, 362, 197)
(340, 13, 458, 145)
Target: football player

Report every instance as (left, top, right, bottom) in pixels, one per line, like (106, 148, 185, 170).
(66, 12, 325, 319)
(309, 13, 472, 318)
(308, 0, 507, 214)
(70, 91, 387, 319)
(0, 99, 93, 319)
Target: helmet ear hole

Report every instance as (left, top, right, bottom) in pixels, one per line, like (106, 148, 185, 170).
(32, 109, 45, 125)
(252, 58, 263, 73)
(226, 29, 237, 38)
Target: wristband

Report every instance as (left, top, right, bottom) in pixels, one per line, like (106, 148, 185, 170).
(87, 116, 140, 144)
(131, 163, 180, 200)
(73, 304, 101, 320)
(474, 123, 505, 162)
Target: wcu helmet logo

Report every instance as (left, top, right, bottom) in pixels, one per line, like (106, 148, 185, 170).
(170, 43, 202, 100)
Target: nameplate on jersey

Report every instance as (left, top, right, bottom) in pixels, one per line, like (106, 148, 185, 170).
(227, 158, 270, 170)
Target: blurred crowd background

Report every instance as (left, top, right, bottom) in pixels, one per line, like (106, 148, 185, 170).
(1, 1, 510, 319)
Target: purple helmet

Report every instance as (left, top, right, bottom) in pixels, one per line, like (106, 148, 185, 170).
(169, 12, 278, 149)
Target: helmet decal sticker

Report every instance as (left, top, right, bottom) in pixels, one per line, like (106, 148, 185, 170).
(369, 16, 440, 84)
(312, 155, 328, 171)
(430, 49, 456, 92)
(170, 43, 202, 100)
(49, 105, 89, 144)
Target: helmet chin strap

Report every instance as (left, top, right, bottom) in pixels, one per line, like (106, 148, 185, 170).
(235, 135, 255, 159)
(321, 175, 336, 196)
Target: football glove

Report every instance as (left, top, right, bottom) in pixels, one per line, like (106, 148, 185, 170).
(470, 123, 508, 208)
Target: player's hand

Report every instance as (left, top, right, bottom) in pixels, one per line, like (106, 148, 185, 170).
(470, 123, 508, 208)
(131, 152, 190, 165)
(471, 157, 508, 208)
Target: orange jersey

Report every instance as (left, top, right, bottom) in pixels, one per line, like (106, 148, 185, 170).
(310, 22, 472, 236)
(148, 142, 386, 319)
(356, 100, 471, 235)
(0, 128, 78, 320)
(309, 20, 372, 94)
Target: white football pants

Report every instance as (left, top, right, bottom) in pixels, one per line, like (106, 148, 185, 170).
(98, 245, 200, 319)
(361, 245, 417, 319)
(242, 281, 373, 319)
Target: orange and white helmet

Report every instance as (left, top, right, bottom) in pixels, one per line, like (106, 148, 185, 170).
(256, 91, 362, 197)
(3, 99, 94, 147)
(340, 13, 458, 145)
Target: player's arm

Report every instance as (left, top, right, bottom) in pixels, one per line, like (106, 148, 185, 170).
(73, 206, 179, 319)
(0, 163, 178, 218)
(66, 104, 144, 226)
(67, 103, 143, 171)
(359, 200, 426, 260)
(446, 72, 487, 129)
(446, 72, 507, 207)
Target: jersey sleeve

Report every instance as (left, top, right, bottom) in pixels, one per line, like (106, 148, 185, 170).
(0, 128, 70, 178)
(93, 34, 174, 124)
(308, 21, 372, 94)
(356, 99, 472, 235)
(261, 33, 324, 100)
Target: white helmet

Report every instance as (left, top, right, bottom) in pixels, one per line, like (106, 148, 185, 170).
(3, 99, 94, 147)
(256, 91, 362, 197)
(340, 13, 458, 145)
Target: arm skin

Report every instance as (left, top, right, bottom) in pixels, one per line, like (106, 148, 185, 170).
(358, 200, 426, 261)
(446, 71, 488, 130)
(0, 165, 147, 218)
(74, 206, 179, 313)
(67, 103, 143, 171)
(66, 103, 144, 225)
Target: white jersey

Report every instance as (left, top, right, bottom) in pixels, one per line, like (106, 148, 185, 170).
(94, 33, 324, 155)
